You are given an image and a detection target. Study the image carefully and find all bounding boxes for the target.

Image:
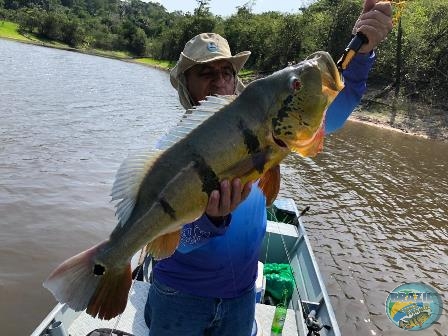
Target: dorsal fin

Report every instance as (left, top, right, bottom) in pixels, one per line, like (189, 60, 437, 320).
(111, 149, 162, 226)
(156, 95, 236, 150)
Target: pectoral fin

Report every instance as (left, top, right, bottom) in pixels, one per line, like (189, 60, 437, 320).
(146, 229, 181, 260)
(259, 164, 280, 206)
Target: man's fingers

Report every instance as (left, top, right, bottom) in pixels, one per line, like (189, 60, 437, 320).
(205, 190, 220, 216)
(362, 0, 377, 14)
(374, 1, 393, 17)
(219, 180, 231, 214)
(229, 178, 242, 210)
(360, 7, 393, 25)
(241, 181, 253, 202)
(353, 0, 393, 53)
(358, 26, 381, 52)
(357, 17, 392, 35)
(356, 4, 393, 31)
(205, 179, 253, 218)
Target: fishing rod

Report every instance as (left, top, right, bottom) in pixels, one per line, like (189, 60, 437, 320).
(337, 0, 408, 71)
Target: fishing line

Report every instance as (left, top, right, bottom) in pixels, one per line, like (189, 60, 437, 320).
(263, 230, 271, 264)
(391, 0, 408, 25)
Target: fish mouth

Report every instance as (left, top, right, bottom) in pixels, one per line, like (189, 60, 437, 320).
(307, 51, 344, 100)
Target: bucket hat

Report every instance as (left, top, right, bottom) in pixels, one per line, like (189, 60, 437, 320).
(170, 33, 251, 89)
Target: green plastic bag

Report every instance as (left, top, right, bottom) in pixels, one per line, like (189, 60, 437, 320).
(264, 263, 294, 306)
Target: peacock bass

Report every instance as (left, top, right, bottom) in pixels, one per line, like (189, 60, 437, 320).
(43, 51, 344, 320)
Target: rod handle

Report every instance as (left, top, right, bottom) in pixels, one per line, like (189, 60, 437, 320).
(337, 32, 369, 71)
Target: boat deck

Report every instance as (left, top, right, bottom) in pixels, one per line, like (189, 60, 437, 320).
(68, 281, 297, 336)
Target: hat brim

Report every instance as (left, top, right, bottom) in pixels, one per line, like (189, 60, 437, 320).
(170, 51, 251, 89)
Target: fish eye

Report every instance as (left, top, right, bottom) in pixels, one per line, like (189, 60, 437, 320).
(291, 78, 302, 90)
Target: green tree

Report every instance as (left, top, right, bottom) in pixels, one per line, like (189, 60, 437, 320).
(61, 15, 84, 46)
(129, 26, 147, 55)
(17, 6, 44, 34)
(400, 0, 448, 103)
(153, 2, 216, 61)
(271, 14, 303, 67)
(40, 10, 66, 41)
(325, 0, 362, 57)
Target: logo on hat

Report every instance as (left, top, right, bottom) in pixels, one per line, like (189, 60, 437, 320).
(207, 42, 219, 52)
(385, 282, 443, 331)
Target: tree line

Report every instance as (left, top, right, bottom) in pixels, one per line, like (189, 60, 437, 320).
(1, 0, 447, 106)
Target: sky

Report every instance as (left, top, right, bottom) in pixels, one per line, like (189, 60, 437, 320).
(151, 0, 313, 17)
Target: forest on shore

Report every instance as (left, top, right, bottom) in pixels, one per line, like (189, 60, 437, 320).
(1, 0, 447, 139)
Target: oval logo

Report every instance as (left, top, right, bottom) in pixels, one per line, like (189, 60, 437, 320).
(207, 42, 218, 52)
(385, 282, 443, 331)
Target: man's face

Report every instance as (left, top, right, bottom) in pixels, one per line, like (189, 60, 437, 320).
(185, 60, 236, 105)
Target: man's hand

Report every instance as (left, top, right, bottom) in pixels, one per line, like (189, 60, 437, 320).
(205, 179, 252, 223)
(352, 0, 393, 54)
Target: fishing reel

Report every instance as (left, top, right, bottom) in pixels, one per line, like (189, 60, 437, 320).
(306, 310, 332, 336)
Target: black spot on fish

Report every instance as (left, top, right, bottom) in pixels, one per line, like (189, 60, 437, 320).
(93, 264, 105, 276)
(238, 119, 260, 154)
(273, 95, 294, 134)
(159, 198, 176, 220)
(278, 95, 294, 118)
(192, 154, 220, 195)
(251, 151, 268, 174)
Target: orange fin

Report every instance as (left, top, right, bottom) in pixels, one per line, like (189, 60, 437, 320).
(43, 241, 132, 320)
(259, 164, 281, 206)
(147, 229, 181, 260)
(86, 263, 132, 320)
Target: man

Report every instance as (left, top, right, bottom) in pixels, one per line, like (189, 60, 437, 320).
(145, 1, 393, 335)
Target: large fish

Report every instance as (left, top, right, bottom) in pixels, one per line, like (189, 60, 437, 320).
(398, 311, 431, 329)
(43, 51, 344, 320)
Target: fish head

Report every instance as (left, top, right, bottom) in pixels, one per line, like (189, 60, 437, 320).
(271, 51, 344, 157)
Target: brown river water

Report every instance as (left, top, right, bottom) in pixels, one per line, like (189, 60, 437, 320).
(0, 39, 447, 335)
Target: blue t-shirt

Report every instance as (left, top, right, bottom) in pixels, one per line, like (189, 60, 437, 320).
(153, 53, 375, 298)
(154, 183, 267, 298)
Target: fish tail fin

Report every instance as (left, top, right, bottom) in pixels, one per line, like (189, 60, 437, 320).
(43, 241, 132, 320)
(146, 229, 181, 260)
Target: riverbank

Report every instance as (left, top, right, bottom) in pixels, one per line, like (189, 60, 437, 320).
(350, 88, 448, 142)
(0, 21, 173, 68)
(1, 29, 446, 142)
